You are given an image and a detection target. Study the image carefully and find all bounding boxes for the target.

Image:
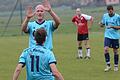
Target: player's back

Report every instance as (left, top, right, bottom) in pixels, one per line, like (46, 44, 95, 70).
(24, 45, 56, 80)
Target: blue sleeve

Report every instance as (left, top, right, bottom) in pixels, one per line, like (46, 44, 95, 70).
(48, 51, 57, 65)
(27, 22, 32, 33)
(19, 49, 28, 67)
(48, 20, 56, 32)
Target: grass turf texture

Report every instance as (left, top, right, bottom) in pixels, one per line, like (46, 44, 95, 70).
(0, 32, 120, 80)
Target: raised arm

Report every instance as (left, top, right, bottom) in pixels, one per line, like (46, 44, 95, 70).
(12, 64, 23, 80)
(21, 6, 35, 33)
(42, 0, 61, 29)
(50, 64, 64, 80)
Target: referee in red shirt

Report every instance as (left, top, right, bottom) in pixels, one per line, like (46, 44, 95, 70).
(72, 8, 93, 59)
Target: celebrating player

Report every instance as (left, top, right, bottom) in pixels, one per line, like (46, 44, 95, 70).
(99, 5, 120, 72)
(72, 8, 93, 59)
(12, 28, 64, 80)
(21, 0, 60, 50)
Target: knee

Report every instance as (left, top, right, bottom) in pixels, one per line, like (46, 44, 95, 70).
(85, 44, 90, 48)
(113, 49, 118, 54)
(104, 47, 109, 53)
(84, 43, 87, 46)
(78, 42, 82, 47)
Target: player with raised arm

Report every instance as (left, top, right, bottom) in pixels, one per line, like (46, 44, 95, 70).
(72, 8, 93, 59)
(12, 28, 64, 80)
(22, 0, 60, 50)
(99, 5, 120, 72)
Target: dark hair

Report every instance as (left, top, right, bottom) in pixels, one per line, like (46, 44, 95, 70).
(107, 5, 113, 10)
(34, 28, 47, 45)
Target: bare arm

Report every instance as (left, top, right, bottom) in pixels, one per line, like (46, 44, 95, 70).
(43, 0, 61, 29)
(98, 22, 120, 30)
(21, 17, 30, 32)
(12, 64, 23, 80)
(50, 64, 64, 80)
(21, 6, 35, 33)
(110, 26, 120, 30)
(48, 9, 61, 29)
(72, 19, 84, 27)
(73, 22, 79, 27)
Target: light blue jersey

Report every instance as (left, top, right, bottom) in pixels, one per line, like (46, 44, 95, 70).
(101, 13, 120, 39)
(27, 20, 56, 50)
(19, 45, 56, 80)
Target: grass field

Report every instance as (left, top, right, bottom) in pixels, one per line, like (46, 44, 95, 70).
(0, 32, 120, 80)
(0, 5, 120, 80)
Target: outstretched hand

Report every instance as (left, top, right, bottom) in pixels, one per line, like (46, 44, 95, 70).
(42, 0, 52, 12)
(26, 6, 35, 19)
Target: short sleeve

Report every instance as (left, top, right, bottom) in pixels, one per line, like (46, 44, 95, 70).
(47, 20, 56, 31)
(72, 16, 76, 22)
(82, 14, 92, 20)
(27, 22, 32, 33)
(19, 49, 28, 65)
(48, 51, 57, 65)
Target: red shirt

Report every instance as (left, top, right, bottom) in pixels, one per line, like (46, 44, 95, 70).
(72, 14, 91, 34)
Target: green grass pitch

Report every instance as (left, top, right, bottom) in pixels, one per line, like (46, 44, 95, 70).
(0, 32, 120, 80)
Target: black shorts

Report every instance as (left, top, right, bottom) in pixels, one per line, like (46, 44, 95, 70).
(77, 33, 89, 41)
(104, 37, 119, 49)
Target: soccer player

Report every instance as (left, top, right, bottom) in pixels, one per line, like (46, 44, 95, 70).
(72, 8, 93, 59)
(99, 5, 120, 72)
(21, 0, 60, 50)
(12, 28, 64, 80)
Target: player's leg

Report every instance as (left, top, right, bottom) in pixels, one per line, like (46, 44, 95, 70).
(104, 38, 111, 72)
(112, 39, 119, 71)
(84, 39, 91, 59)
(113, 48, 119, 71)
(77, 41, 83, 59)
(83, 34, 90, 59)
(77, 33, 83, 59)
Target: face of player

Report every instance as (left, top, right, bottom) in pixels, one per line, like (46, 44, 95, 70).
(35, 7, 45, 20)
(108, 9, 114, 16)
(76, 9, 81, 16)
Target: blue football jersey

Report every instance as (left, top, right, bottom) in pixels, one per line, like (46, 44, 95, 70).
(27, 20, 56, 50)
(101, 13, 120, 39)
(19, 45, 57, 80)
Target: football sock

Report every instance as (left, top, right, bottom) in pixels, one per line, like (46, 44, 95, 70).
(105, 53, 110, 66)
(114, 53, 119, 67)
(78, 47, 82, 57)
(86, 48, 91, 57)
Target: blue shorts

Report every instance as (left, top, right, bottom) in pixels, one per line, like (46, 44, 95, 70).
(104, 37, 119, 49)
